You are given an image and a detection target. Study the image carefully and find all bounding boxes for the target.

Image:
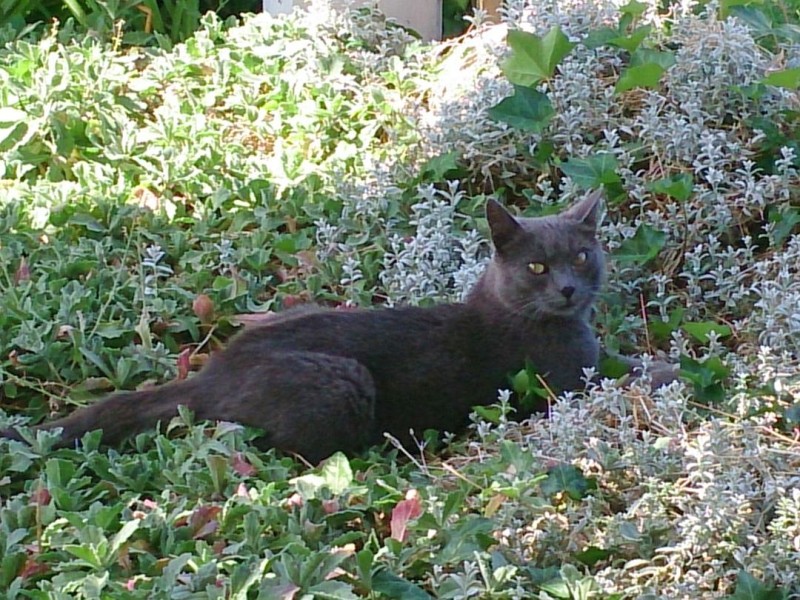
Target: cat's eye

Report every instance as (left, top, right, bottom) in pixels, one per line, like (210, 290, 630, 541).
(574, 251, 588, 266)
(528, 262, 547, 275)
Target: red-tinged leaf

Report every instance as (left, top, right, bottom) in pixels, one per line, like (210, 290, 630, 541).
(322, 499, 340, 514)
(231, 452, 257, 477)
(285, 492, 304, 509)
(276, 583, 300, 600)
(282, 294, 304, 309)
(189, 505, 221, 534)
(235, 483, 249, 498)
(192, 294, 215, 323)
(30, 486, 51, 505)
(390, 490, 423, 542)
(177, 347, 191, 380)
(15, 256, 30, 284)
(212, 540, 226, 556)
(193, 519, 219, 539)
(19, 557, 49, 580)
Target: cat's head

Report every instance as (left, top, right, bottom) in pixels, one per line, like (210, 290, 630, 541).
(480, 190, 605, 320)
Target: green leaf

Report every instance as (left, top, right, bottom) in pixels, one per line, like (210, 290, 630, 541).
(599, 356, 630, 379)
(108, 519, 141, 561)
(620, 0, 648, 17)
(614, 225, 666, 265)
(372, 570, 433, 599)
(650, 307, 685, 342)
(501, 27, 575, 86)
(421, 151, 461, 181)
(616, 62, 665, 93)
(608, 25, 652, 53)
(320, 452, 353, 495)
(762, 68, 800, 89)
(560, 153, 620, 189)
(473, 405, 503, 423)
(583, 27, 619, 49)
(64, 545, 103, 569)
(487, 86, 555, 132)
(574, 546, 612, 566)
(540, 464, 591, 500)
(647, 173, 694, 201)
(631, 48, 676, 69)
(729, 570, 785, 600)
(720, 0, 764, 19)
(680, 355, 730, 404)
(682, 321, 732, 343)
(769, 207, 800, 246)
(306, 580, 359, 600)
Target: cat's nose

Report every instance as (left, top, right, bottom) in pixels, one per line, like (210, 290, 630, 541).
(560, 286, 575, 299)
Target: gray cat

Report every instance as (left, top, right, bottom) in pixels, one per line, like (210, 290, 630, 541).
(2, 191, 608, 462)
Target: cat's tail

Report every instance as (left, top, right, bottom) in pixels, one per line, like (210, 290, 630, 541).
(1, 378, 204, 449)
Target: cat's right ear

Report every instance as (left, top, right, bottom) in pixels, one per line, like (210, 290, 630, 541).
(486, 199, 522, 253)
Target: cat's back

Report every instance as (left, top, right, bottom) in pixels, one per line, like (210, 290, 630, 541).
(228, 303, 478, 359)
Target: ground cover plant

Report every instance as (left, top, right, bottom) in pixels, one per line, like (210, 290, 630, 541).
(1, 0, 800, 597)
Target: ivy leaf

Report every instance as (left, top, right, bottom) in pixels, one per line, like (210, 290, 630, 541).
(421, 151, 461, 181)
(680, 355, 730, 405)
(574, 546, 612, 566)
(620, 0, 649, 17)
(720, 0, 765, 20)
(631, 49, 676, 69)
(487, 86, 555, 132)
(560, 153, 620, 189)
(650, 307, 685, 342)
(540, 465, 592, 500)
(583, 26, 619, 49)
(501, 27, 575, 86)
(647, 173, 694, 201)
(614, 225, 666, 265)
(729, 570, 785, 600)
(768, 206, 800, 246)
(762, 67, 800, 89)
(608, 25, 652, 53)
(616, 62, 665, 93)
(682, 321, 732, 343)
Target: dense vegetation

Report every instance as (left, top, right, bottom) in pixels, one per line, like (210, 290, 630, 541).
(1, 0, 799, 597)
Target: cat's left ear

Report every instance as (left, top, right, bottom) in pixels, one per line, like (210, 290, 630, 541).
(486, 199, 523, 253)
(563, 188, 603, 230)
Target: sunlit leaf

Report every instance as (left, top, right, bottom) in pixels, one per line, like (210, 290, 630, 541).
(616, 62, 664, 93)
(682, 321, 733, 343)
(501, 27, 575, 85)
(762, 67, 800, 89)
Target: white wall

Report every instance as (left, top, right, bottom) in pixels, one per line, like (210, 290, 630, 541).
(262, 0, 443, 41)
